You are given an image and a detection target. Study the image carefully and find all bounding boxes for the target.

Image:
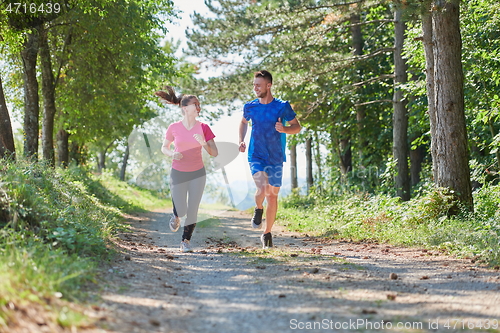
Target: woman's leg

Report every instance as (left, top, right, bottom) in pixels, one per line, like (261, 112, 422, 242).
(181, 173, 206, 241)
(170, 169, 189, 218)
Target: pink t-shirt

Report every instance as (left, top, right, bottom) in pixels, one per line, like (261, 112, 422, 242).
(165, 121, 216, 172)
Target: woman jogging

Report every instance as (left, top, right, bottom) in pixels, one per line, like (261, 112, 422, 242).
(156, 86, 218, 252)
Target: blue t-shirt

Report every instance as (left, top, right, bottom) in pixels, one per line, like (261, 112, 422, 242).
(243, 98, 297, 165)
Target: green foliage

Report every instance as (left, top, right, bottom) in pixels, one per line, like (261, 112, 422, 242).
(278, 184, 500, 266)
(93, 170, 170, 212)
(0, 158, 143, 329)
(0, 159, 123, 257)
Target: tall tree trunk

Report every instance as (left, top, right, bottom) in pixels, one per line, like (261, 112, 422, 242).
(0, 76, 16, 159)
(40, 26, 57, 166)
(56, 129, 69, 167)
(351, 12, 368, 153)
(425, 0, 473, 211)
(289, 142, 298, 190)
(305, 137, 313, 193)
(120, 144, 130, 181)
(393, 6, 410, 201)
(422, 9, 437, 182)
(21, 29, 40, 159)
(314, 131, 322, 191)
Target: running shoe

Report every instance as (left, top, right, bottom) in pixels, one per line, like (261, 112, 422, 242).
(260, 232, 273, 249)
(169, 215, 180, 232)
(180, 240, 193, 253)
(251, 208, 264, 229)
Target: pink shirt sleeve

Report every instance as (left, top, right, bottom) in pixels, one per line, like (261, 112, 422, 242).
(201, 123, 215, 142)
(165, 124, 174, 142)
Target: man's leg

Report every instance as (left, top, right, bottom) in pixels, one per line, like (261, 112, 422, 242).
(263, 184, 280, 234)
(252, 171, 268, 209)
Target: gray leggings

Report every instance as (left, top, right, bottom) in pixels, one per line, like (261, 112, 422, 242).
(170, 167, 206, 241)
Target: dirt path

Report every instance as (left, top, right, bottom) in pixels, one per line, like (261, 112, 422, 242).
(93, 209, 500, 333)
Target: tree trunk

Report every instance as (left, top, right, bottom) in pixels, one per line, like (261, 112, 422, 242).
(488, 119, 500, 170)
(56, 129, 69, 167)
(289, 142, 298, 190)
(0, 76, 16, 159)
(97, 151, 106, 173)
(426, 0, 473, 210)
(351, 12, 368, 152)
(338, 138, 352, 175)
(422, 9, 437, 182)
(97, 141, 114, 173)
(393, 6, 410, 201)
(120, 144, 130, 181)
(305, 137, 313, 193)
(40, 26, 57, 166)
(314, 131, 322, 190)
(21, 30, 41, 159)
(410, 142, 425, 186)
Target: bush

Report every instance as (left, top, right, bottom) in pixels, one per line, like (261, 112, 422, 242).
(278, 185, 500, 266)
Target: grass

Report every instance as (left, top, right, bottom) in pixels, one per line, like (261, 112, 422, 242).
(278, 185, 500, 266)
(0, 160, 171, 331)
(90, 170, 170, 212)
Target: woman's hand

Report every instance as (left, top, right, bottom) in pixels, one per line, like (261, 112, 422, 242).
(172, 151, 183, 160)
(193, 133, 207, 146)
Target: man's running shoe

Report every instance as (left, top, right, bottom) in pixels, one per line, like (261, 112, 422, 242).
(260, 232, 273, 249)
(251, 208, 264, 229)
(180, 240, 193, 252)
(169, 215, 180, 232)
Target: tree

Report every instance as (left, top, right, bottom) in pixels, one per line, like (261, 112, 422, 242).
(0, 76, 15, 159)
(393, 2, 410, 200)
(188, 0, 395, 189)
(422, 0, 473, 210)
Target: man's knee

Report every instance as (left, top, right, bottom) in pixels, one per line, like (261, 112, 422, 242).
(265, 187, 279, 200)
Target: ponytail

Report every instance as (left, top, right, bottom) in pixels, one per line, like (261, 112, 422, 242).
(154, 86, 184, 105)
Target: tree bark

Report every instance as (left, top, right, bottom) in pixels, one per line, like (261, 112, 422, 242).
(97, 141, 114, 173)
(120, 144, 129, 181)
(21, 29, 41, 159)
(314, 131, 322, 189)
(338, 138, 352, 175)
(422, 8, 437, 182)
(0, 76, 16, 159)
(305, 137, 313, 193)
(393, 6, 410, 201)
(40, 26, 57, 166)
(351, 12, 368, 152)
(426, 0, 473, 210)
(289, 142, 298, 190)
(410, 142, 425, 186)
(56, 129, 69, 167)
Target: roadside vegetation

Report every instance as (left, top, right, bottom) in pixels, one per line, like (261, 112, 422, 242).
(279, 183, 500, 267)
(0, 159, 168, 332)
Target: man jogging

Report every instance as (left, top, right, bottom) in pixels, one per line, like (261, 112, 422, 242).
(238, 70, 301, 248)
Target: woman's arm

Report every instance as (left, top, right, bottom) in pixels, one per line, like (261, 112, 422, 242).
(161, 138, 182, 160)
(193, 134, 218, 157)
(204, 139, 218, 157)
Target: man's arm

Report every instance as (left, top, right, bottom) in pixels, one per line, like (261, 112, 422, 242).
(239, 117, 248, 152)
(275, 118, 301, 134)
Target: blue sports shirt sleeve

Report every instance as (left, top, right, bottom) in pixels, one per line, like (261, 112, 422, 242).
(282, 101, 296, 122)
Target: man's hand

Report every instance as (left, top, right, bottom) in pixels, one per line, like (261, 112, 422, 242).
(275, 117, 284, 133)
(239, 142, 246, 152)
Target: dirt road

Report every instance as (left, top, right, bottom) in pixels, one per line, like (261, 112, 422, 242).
(93, 209, 500, 333)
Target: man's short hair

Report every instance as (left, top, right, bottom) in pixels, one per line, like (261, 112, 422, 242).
(254, 70, 272, 84)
